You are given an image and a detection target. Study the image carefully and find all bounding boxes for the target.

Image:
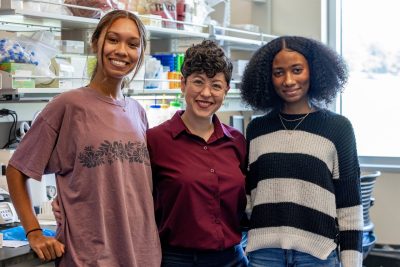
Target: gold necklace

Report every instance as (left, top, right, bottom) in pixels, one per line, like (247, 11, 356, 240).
(279, 113, 308, 122)
(279, 112, 310, 134)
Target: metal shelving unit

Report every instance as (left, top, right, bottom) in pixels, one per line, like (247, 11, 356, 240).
(0, 0, 276, 109)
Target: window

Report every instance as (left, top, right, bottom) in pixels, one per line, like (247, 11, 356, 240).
(338, 0, 400, 168)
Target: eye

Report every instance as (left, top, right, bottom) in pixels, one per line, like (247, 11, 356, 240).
(212, 83, 223, 91)
(192, 80, 204, 86)
(273, 69, 283, 77)
(293, 67, 303, 74)
(128, 42, 140, 48)
(107, 37, 118, 44)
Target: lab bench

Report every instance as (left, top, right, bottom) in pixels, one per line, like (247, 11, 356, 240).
(0, 245, 46, 267)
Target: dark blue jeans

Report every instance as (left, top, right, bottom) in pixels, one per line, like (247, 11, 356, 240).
(248, 248, 340, 267)
(161, 244, 249, 267)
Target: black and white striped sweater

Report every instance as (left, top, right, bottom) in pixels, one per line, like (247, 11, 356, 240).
(245, 109, 363, 267)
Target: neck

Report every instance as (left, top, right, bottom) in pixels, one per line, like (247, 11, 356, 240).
(281, 101, 313, 114)
(181, 112, 214, 141)
(89, 75, 123, 100)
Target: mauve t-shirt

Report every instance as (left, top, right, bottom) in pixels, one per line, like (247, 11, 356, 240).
(9, 87, 161, 267)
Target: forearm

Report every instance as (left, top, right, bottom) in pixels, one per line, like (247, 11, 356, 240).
(6, 165, 41, 233)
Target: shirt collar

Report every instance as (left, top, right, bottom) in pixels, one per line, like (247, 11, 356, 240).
(170, 110, 233, 140)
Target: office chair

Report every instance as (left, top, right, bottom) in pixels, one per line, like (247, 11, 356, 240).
(360, 170, 381, 259)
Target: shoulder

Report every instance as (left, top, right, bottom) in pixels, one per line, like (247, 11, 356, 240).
(246, 112, 277, 140)
(316, 109, 354, 130)
(126, 97, 147, 121)
(52, 87, 89, 103)
(311, 110, 356, 148)
(44, 87, 91, 114)
(126, 97, 145, 112)
(147, 119, 171, 138)
(148, 111, 184, 138)
(39, 88, 87, 118)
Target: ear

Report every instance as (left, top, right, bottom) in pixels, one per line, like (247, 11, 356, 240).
(226, 86, 230, 94)
(180, 76, 186, 95)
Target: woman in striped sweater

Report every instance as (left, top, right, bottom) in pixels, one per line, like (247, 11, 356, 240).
(240, 36, 363, 267)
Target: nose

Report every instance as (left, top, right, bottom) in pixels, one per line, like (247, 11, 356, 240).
(200, 83, 212, 96)
(283, 73, 295, 87)
(115, 42, 128, 56)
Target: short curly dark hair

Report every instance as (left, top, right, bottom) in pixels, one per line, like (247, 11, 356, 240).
(181, 40, 233, 85)
(240, 36, 348, 111)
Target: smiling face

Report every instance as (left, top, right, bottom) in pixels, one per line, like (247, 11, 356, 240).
(181, 72, 229, 121)
(272, 49, 311, 112)
(92, 17, 141, 83)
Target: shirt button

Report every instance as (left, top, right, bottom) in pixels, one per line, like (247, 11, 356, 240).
(215, 218, 221, 224)
(210, 169, 215, 173)
(203, 146, 208, 150)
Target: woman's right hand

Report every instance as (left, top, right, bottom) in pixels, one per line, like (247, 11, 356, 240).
(51, 197, 62, 226)
(27, 230, 65, 261)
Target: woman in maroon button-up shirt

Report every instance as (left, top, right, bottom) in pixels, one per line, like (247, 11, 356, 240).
(147, 40, 248, 267)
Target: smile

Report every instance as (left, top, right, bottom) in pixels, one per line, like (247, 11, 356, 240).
(196, 100, 213, 108)
(110, 59, 129, 67)
(283, 88, 300, 95)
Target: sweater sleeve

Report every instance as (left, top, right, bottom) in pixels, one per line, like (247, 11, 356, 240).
(333, 117, 363, 267)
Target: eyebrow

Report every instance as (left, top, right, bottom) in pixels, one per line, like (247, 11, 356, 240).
(106, 31, 140, 40)
(273, 63, 304, 68)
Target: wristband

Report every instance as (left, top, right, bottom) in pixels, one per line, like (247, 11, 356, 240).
(25, 228, 43, 238)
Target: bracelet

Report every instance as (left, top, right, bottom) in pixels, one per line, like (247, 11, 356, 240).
(25, 228, 43, 238)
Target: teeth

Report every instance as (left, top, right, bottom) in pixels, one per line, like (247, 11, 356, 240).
(110, 60, 127, 67)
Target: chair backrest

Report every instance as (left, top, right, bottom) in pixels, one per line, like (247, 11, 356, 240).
(360, 171, 381, 231)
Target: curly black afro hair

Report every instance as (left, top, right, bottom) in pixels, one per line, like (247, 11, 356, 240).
(181, 40, 233, 85)
(240, 36, 349, 112)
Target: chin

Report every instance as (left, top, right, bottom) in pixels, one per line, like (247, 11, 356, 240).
(107, 70, 131, 79)
(193, 110, 214, 119)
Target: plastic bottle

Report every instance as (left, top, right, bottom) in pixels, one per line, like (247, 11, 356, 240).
(147, 104, 161, 128)
(168, 94, 182, 118)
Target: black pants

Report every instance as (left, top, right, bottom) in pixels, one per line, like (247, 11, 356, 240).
(161, 244, 249, 267)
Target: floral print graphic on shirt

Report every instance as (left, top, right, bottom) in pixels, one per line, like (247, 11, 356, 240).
(78, 140, 150, 168)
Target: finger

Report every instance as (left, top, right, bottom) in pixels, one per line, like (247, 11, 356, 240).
(33, 248, 46, 261)
(55, 243, 65, 257)
(47, 243, 57, 260)
(41, 246, 52, 261)
(51, 197, 59, 209)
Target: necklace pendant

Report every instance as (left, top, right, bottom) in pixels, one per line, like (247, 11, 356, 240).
(287, 130, 293, 135)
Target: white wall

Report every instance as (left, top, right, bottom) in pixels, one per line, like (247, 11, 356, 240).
(271, 0, 322, 39)
(232, 0, 323, 38)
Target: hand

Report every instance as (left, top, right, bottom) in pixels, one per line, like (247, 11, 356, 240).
(27, 231, 65, 261)
(51, 197, 62, 226)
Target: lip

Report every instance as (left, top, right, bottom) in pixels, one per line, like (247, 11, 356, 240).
(195, 99, 214, 108)
(282, 88, 300, 96)
(108, 58, 130, 68)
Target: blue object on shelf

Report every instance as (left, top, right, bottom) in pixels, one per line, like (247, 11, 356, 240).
(0, 226, 55, 241)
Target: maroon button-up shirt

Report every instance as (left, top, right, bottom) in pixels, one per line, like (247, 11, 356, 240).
(147, 111, 247, 251)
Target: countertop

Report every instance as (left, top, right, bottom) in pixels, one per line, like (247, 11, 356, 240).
(0, 245, 43, 267)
